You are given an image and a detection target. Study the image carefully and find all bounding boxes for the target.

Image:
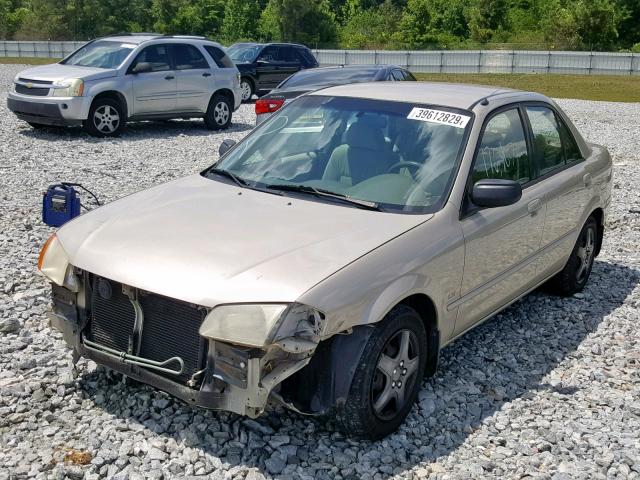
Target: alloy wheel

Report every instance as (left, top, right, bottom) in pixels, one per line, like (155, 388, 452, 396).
(371, 329, 420, 420)
(240, 81, 252, 101)
(93, 105, 120, 134)
(213, 101, 230, 125)
(576, 224, 596, 283)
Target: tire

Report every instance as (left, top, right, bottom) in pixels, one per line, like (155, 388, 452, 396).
(84, 97, 125, 137)
(334, 305, 427, 440)
(204, 94, 232, 130)
(546, 215, 598, 296)
(240, 78, 254, 103)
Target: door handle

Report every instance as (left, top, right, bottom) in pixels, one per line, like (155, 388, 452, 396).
(583, 173, 593, 187)
(202, 73, 211, 77)
(164, 75, 175, 80)
(527, 199, 542, 215)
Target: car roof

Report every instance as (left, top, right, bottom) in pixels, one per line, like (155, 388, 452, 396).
(229, 42, 307, 48)
(309, 81, 520, 110)
(101, 35, 158, 44)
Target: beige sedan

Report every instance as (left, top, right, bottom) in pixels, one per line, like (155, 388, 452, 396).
(39, 82, 612, 439)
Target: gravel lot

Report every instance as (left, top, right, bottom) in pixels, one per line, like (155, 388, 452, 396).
(1, 63, 639, 480)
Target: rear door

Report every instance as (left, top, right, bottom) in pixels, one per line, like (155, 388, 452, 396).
(523, 104, 588, 278)
(455, 106, 547, 335)
(171, 43, 213, 113)
(255, 46, 298, 90)
(129, 44, 176, 114)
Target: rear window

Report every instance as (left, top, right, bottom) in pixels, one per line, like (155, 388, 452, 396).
(205, 45, 235, 68)
(280, 68, 379, 89)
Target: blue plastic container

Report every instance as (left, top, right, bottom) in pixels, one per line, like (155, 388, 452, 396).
(42, 184, 81, 227)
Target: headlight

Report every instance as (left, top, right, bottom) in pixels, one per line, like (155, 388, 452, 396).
(38, 234, 78, 291)
(52, 78, 84, 97)
(199, 303, 325, 348)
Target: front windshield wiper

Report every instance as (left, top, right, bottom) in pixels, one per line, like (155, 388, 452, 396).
(266, 184, 382, 211)
(207, 168, 250, 188)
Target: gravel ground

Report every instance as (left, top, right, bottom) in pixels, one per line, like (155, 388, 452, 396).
(1, 63, 639, 480)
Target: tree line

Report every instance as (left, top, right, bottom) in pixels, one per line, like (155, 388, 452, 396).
(1, 0, 639, 52)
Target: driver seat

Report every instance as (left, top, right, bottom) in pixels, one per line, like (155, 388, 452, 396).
(322, 119, 392, 186)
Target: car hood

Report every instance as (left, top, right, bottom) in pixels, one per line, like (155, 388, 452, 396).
(56, 174, 431, 308)
(15, 64, 117, 83)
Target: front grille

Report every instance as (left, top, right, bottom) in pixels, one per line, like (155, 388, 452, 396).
(85, 276, 207, 385)
(18, 77, 54, 84)
(15, 84, 50, 96)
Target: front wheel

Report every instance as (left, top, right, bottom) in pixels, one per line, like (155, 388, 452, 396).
(84, 98, 125, 137)
(204, 94, 232, 130)
(546, 215, 598, 296)
(334, 305, 427, 439)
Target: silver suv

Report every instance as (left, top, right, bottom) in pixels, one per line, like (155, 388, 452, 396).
(7, 34, 242, 136)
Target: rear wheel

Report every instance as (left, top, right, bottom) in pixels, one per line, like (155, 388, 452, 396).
(240, 78, 254, 102)
(204, 94, 232, 130)
(84, 98, 125, 137)
(334, 305, 427, 439)
(546, 216, 598, 296)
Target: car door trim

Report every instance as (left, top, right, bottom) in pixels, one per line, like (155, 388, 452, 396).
(447, 226, 577, 311)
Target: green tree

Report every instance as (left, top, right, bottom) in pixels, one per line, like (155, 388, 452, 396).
(221, 0, 259, 42)
(466, 0, 509, 43)
(259, 0, 337, 45)
(339, 0, 402, 48)
(572, 0, 624, 50)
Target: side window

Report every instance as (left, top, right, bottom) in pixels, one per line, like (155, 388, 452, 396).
(390, 70, 404, 81)
(298, 48, 317, 66)
(204, 45, 234, 68)
(525, 106, 564, 175)
(130, 44, 171, 72)
(279, 47, 297, 62)
(172, 44, 209, 70)
(258, 46, 279, 62)
(473, 108, 530, 184)
(558, 118, 583, 163)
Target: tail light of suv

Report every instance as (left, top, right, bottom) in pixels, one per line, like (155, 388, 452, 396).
(255, 98, 285, 116)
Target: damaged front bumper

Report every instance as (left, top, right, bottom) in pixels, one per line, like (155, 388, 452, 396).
(47, 278, 320, 418)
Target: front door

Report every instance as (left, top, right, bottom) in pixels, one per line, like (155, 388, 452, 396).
(455, 106, 546, 335)
(171, 43, 213, 113)
(129, 44, 176, 115)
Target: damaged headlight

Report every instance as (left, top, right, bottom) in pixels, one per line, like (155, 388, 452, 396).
(38, 234, 78, 292)
(199, 303, 326, 349)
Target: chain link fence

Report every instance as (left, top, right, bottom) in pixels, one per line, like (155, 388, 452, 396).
(1, 41, 638, 75)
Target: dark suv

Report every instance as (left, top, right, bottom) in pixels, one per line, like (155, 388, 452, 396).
(226, 43, 319, 101)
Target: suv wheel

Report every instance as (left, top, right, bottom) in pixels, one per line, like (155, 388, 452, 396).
(205, 94, 232, 130)
(240, 78, 254, 102)
(84, 98, 125, 137)
(334, 305, 427, 439)
(546, 215, 598, 296)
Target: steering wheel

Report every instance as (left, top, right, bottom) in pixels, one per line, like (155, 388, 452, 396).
(387, 161, 423, 177)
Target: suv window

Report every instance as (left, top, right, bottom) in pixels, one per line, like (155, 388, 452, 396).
(297, 48, 317, 66)
(473, 108, 530, 184)
(258, 46, 279, 62)
(279, 46, 298, 62)
(131, 44, 171, 72)
(204, 45, 234, 68)
(391, 70, 407, 81)
(525, 106, 566, 175)
(172, 44, 209, 70)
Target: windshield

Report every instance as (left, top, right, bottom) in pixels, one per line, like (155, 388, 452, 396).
(227, 44, 262, 63)
(62, 40, 135, 69)
(280, 68, 379, 89)
(206, 96, 471, 213)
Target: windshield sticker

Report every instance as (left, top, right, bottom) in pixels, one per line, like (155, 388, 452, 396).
(407, 108, 470, 128)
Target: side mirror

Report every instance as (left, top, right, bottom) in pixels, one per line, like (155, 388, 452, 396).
(219, 138, 237, 157)
(471, 179, 522, 208)
(132, 62, 152, 74)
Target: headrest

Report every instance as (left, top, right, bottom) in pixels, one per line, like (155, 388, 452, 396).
(345, 119, 384, 150)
